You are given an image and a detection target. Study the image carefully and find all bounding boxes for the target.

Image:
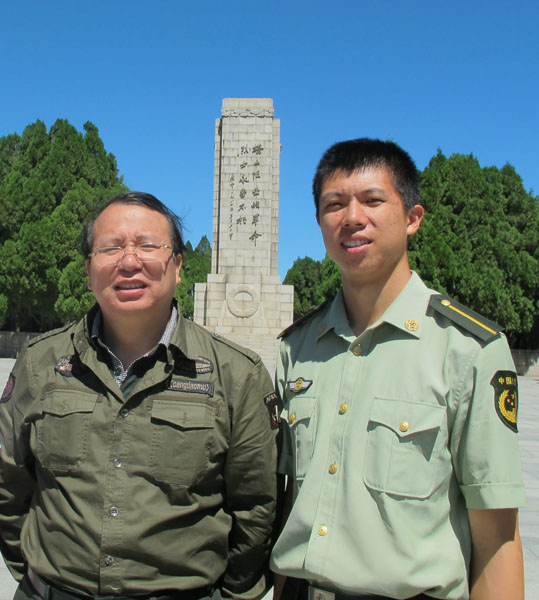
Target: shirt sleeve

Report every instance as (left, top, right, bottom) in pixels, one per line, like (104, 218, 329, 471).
(452, 333, 527, 509)
(0, 349, 38, 580)
(221, 357, 279, 600)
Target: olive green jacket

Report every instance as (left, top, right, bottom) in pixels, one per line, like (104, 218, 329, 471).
(0, 305, 279, 599)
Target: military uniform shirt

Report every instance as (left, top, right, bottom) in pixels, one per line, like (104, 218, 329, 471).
(0, 304, 278, 599)
(270, 272, 525, 600)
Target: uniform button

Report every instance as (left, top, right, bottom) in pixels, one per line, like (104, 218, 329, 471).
(339, 404, 348, 414)
(352, 345, 362, 356)
(120, 409, 129, 418)
(399, 421, 410, 432)
(318, 525, 328, 536)
(113, 458, 123, 468)
(328, 463, 338, 474)
(289, 413, 296, 423)
(109, 506, 119, 517)
(105, 555, 114, 566)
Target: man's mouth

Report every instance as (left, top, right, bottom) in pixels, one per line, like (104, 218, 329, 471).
(342, 239, 371, 248)
(115, 282, 146, 290)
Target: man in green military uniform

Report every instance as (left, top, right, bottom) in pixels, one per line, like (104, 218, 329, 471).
(270, 139, 525, 600)
(0, 192, 279, 600)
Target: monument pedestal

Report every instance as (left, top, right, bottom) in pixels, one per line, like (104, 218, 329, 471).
(194, 99, 293, 372)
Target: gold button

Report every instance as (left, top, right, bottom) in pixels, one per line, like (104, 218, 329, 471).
(352, 345, 362, 356)
(294, 377, 304, 391)
(399, 421, 409, 432)
(339, 404, 348, 414)
(318, 525, 328, 536)
(328, 463, 338, 474)
(404, 319, 419, 331)
(289, 413, 296, 423)
(441, 299, 451, 307)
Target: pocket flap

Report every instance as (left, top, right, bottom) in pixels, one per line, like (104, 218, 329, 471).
(152, 398, 215, 429)
(370, 397, 445, 437)
(286, 396, 316, 428)
(42, 390, 98, 417)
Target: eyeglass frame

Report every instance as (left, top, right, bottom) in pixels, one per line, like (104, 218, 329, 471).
(87, 242, 175, 265)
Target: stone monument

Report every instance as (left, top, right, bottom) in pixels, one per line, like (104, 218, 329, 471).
(194, 98, 294, 371)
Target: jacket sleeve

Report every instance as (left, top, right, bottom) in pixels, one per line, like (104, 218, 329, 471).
(0, 349, 38, 580)
(221, 357, 279, 600)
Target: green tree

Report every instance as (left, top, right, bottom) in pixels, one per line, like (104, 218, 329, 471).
(0, 119, 126, 331)
(284, 257, 324, 319)
(174, 236, 212, 319)
(409, 151, 538, 348)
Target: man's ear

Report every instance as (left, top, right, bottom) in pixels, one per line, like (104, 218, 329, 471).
(85, 259, 92, 290)
(406, 205, 424, 236)
(175, 254, 183, 284)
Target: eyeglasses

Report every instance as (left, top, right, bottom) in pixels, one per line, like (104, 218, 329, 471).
(88, 242, 174, 266)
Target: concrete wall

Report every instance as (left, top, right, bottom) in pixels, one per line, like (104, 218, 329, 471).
(0, 331, 40, 358)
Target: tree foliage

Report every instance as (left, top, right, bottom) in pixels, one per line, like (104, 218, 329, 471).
(286, 153, 538, 348)
(409, 152, 538, 348)
(0, 119, 126, 331)
(174, 236, 212, 319)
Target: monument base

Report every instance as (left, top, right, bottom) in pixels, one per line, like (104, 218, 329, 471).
(194, 276, 293, 373)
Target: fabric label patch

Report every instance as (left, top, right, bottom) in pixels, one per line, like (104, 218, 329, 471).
(1, 373, 15, 403)
(264, 392, 281, 430)
(490, 370, 518, 432)
(168, 378, 214, 397)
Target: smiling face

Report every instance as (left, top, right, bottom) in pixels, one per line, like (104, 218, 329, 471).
(85, 202, 182, 324)
(318, 166, 423, 289)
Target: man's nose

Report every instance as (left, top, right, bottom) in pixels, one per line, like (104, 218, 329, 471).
(118, 246, 142, 268)
(343, 199, 366, 226)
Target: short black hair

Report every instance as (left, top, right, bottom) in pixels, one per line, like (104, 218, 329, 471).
(312, 138, 420, 217)
(82, 191, 185, 258)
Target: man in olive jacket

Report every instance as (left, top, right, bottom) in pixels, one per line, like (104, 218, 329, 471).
(0, 192, 279, 600)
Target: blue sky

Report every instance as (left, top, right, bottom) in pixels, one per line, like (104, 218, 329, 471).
(2, 1, 538, 279)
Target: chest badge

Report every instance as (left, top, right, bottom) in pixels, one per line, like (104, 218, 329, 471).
(195, 356, 214, 374)
(287, 377, 313, 393)
(55, 355, 77, 377)
(490, 370, 518, 432)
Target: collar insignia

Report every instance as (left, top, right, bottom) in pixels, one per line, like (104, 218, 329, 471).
(404, 319, 419, 332)
(287, 377, 313, 393)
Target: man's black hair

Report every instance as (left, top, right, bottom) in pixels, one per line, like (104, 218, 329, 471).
(312, 138, 420, 217)
(82, 191, 185, 258)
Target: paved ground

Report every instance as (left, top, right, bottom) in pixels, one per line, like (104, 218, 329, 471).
(0, 359, 537, 599)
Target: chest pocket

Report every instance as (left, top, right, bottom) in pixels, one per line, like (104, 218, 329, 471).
(150, 398, 215, 488)
(285, 396, 317, 480)
(363, 397, 446, 498)
(36, 389, 98, 472)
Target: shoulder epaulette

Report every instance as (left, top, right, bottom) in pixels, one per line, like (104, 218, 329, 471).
(428, 294, 502, 343)
(278, 300, 330, 340)
(210, 332, 260, 364)
(26, 322, 75, 348)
